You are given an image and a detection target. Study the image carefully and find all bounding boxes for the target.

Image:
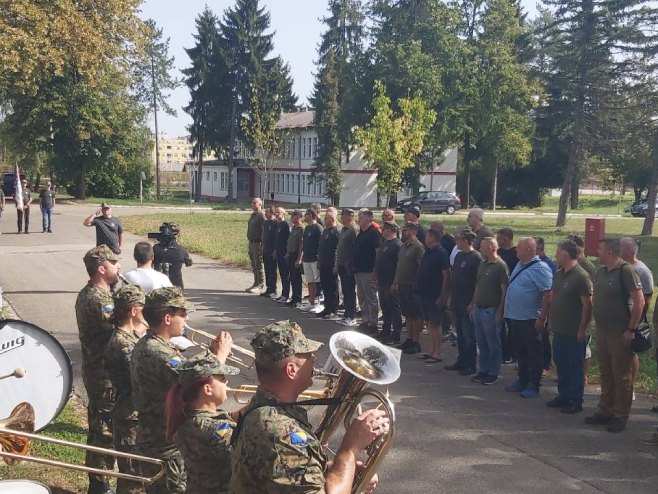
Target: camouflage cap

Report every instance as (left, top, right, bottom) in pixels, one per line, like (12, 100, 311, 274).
(402, 221, 418, 232)
(251, 320, 323, 364)
(456, 227, 477, 242)
(100, 202, 111, 209)
(145, 286, 194, 311)
(83, 245, 119, 269)
(113, 285, 146, 312)
(382, 221, 399, 232)
(177, 350, 239, 386)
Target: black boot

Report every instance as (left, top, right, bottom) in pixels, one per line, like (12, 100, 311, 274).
(87, 478, 115, 494)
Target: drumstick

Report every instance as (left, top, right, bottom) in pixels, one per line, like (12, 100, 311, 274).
(0, 368, 26, 381)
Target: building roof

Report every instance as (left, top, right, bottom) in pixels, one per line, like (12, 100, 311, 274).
(277, 110, 315, 130)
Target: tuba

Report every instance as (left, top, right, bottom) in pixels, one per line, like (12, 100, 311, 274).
(0, 402, 35, 465)
(315, 331, 400, 494)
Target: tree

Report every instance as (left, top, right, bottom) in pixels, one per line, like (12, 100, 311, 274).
(476, 0, 536, 209)
(0, 0, 143, 97)
(219, 0, 298, 201)
(183, 7, 226, 201)
(354, 81, 436, 203)
(134, 19, 180, 199)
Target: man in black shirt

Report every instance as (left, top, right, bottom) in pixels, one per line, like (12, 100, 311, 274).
(300, 208, 324, 312)
(39, 181, 56, 233)
(496, 227, 518, 364)
(273, 207, 291, 303)
(261, 206, 278, 298)
(152, 223, 193, 289)
(353, 209, 383, 332)
(375, 222, 403, 343)
(446, 229, 481, 374)
(430, 220, 457, 257)
(317, 210, 340, 318)
(83, 203, 124, 254)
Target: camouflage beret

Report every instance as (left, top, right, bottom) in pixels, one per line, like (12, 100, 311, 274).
(145, 286, 193, 311)
(83, 245, 119, 268)
(251, 320, 323, 364)
(113, 285, 146, 312)
(177, 350, 239, 386)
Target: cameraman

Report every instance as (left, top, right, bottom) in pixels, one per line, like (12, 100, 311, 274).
(152, 222, 193, 289)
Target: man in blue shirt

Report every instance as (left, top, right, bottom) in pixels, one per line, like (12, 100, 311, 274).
(504, 237, 553, 398)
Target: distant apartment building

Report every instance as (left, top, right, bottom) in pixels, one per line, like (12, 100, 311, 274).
(151, 134, 215, 173)
(192, 110, 457, 207)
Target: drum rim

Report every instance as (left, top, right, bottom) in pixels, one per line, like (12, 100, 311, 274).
(0, 318, 73, 432)
(0, 478, 51, 492)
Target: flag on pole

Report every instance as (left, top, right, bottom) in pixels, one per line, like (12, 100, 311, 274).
(14, 164, 23, 210)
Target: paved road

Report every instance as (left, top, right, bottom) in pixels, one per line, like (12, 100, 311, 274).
(0, 204, 657, 493)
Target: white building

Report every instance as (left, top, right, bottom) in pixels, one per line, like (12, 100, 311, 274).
(192, 110, 457, 207)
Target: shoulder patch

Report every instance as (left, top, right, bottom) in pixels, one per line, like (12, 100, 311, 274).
(213, 422, 232, 439)
(289, 430, 309, 446)
(168, 356, 182, 368)
(102, 304, 114, 313)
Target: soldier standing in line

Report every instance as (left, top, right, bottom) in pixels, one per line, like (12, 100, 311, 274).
(165, 350, 238, 494)
(246, 197, 265, 294)
(131, 287, 226, 494)
(75, 245, 122, 494)
(105, 285, 148, 494)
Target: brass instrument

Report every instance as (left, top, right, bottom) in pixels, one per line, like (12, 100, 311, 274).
(184, 324, 256, 369)
(315, 331, 400, 494)
(228, 384, 330, 404)
(0, 402, 165, 484)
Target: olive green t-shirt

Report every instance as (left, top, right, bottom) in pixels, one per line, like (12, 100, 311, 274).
(592, 261, 643, 332)
(286, 224, 303, 254)
(247, 211, 265, 241)
(474, 225, 493, 251)
(394, 239, 425, 285)
(578, 256, 596, 280)
(548, 265, 593, 336)
(474, 257, 509, 307)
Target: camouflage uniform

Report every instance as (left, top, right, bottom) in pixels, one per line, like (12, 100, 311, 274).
(105, 285, 147, 494)
(174, 351, 239, 494)
(75, 246, 119, 482)
(230, 321, 325, 494)
(131, 287, 192, 494)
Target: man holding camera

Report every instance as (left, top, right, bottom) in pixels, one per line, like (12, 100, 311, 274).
(152, 223, 193, 290)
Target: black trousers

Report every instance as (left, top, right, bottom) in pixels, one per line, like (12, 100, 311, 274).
(287, 253, 302, 303)
(263, 251, 277, 293)
(509, 319, 543, 387)
(17, 207, 29, 232)
(338, 264, 357, 319)
(542, 325, 552, 370)
(502, 318, 516, 361)
(319, 263, 338, 313)
(377, 281, 402, 336)
(276, 253, 290, 299)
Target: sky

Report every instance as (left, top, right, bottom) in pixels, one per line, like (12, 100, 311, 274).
(139, 0, 539, 137)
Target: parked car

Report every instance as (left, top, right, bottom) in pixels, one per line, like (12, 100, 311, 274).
(635, 201, 658, 217)
(1, 172, 26, 199)
(395, 190, 461, 215)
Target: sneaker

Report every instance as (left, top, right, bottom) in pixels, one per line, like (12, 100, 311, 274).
(322, 312, 338, 320)
(585, 413, 612, 425)
(285, 299, 299, 307)
(276, 296, 289, 303)
(641, 432, 658, 445)
(444, 363, 463, 371)
(560, 404, 583, 414)
(503, 357, 515, 365)
(47, 229, 52, 233)
(542, 368, 552, 378)
(374, 331, 392, 341)
(299, 303, 314, 311)
(607, 419, 626, 433)
(245, 285, 256, 293)
(341, 318, 358, 327)
(481, 375, 498, 385)
(247, 286, 263, 294)
(309, 304, 325, 314)
(546, 397, 568, 408)
(471, 373, 487, 383)
(259, 291, 273, 297)
(505, 380, 525, 393)
(520, 384, 539, 398)
(269, 292, 279, 299)
(459, 368, 476, 376)
(381, 336, 400, 345)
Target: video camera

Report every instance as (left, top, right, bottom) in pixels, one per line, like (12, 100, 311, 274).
(148, 222, 179, 244)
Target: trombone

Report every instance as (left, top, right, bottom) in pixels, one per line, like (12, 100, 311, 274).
(228, 384, 330, 404)
(184, 324, 256, 369)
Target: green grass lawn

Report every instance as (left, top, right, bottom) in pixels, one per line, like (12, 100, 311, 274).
(121, 211, 658, 394)
(530, 194, 637, 215)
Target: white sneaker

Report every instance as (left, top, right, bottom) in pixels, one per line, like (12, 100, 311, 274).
(336, 317, 347, 325)
(341, 318, 357, 327)
(299, 303, 313, 311)
(247, 286, 263, 294)
(277, 297, 289, 303)
(309, 304, 325, 314)
(269, 292, 279, 299)
(633, 391, 636, 401)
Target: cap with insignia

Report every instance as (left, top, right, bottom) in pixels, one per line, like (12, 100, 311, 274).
(251, 320, 323, 364)
(145, 286, 194, 311)
(113, 285, 146, 312)
(382, 221, 399, 232)
(177, 350, 239, 386)
(405, 205, 421, 218)
(456, 227, 477, 242)
(83, 245, 119, 269)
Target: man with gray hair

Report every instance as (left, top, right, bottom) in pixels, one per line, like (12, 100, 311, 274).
(467, 208, 492, 251)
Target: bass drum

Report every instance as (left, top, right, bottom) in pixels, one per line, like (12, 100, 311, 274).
(0, 480, 51, 493)
(0, 320, 72, 431)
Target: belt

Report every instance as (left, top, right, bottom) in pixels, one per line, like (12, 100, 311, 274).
(249, 239, 261, 243)
(476, 304, 497, 309)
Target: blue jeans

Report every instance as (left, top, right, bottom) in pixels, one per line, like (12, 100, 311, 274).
(452, 299, 476, 370)
(553, 333, 586, 407)
(41, 207, 52, 231)
(473, 307, 502, 377)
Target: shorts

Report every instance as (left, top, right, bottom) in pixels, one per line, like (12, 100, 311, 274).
(398, 284, 421, 319)
(418, 295, 443, 326)
(303, 261, 320, 283)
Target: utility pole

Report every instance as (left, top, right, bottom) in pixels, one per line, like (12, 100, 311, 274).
(151, 54, 161, 200)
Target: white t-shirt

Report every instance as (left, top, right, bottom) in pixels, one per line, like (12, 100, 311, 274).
(122, 268, 172, 293)
(449, 245, 460, 266)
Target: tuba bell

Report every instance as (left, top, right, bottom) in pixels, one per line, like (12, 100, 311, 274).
(0, 402, 35, 465)
(315, 331, 400, 494)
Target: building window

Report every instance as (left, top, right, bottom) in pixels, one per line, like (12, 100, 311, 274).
(302, 138, 306, 158)
(308, 138, 312, 158)
(307, 175, 312, 196)
(291, 140, 296, 159)
(213, 172, 218, 181)
(206, 171, 210, 181)
(220, 172, 228, 191)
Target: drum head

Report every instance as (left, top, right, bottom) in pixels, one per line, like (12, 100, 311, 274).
(0, 480, 51, 493)
(0, 320, 72, 431)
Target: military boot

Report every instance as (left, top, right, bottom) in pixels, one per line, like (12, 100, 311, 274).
(87, 478, 115, 494)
